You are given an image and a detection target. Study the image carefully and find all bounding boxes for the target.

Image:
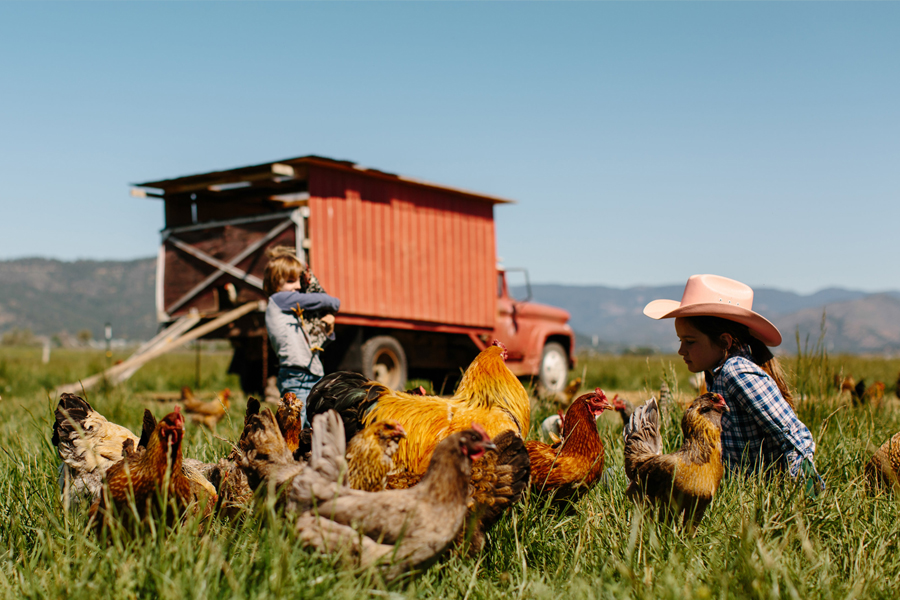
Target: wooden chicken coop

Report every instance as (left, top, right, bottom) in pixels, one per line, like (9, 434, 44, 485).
(131, 155, 563, 394)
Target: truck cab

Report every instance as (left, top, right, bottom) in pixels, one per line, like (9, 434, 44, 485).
(493, 267, 575, 392)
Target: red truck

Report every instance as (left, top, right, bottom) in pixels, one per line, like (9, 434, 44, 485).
(133, 155, 575, 393)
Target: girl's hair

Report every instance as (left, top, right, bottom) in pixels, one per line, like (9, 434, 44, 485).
(685, 315, 795, 409)
(263, 246, 309, 296)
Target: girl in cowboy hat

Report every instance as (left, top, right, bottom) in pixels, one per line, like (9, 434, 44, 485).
(644, 274, 824, 493)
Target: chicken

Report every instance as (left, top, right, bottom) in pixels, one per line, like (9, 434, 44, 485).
(53, 393, 140, 508)
(540, 411, 565, 443)
(306, 341, 530, 476)
(526, 390, 612, 502)
(88, 407, 215, 533)
(383, 428, 530, 554)
(183, 387, 231, 430)
(52, 393, 216, 509)
(276, 391, 304, 452)
(243, 409, 495, 581)
(612, 394, 635, 428)
(624, 393, 728, 532)
(864, 432, 900, 492)
(345, 420, 407, 491)
(205, 397, 263, 517)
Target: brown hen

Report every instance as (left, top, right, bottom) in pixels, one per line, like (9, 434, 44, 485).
(89, 407, 215, 533)
(243, 409, 495, 581)
(865, 431, 900, 492)
(624, 393, 728, 532)
(527, 389, 612, 503)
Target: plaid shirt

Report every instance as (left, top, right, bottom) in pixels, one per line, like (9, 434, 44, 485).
(707, 347, 816, 477)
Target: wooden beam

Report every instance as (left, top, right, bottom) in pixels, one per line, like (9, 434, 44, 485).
(167, 236, 265, 290)
(54, 301, 263, 396)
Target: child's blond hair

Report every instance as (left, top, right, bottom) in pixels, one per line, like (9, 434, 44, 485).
(263, 246, 308, 296)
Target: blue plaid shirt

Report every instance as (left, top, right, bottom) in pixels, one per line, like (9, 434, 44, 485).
(706, 348, 816, 478)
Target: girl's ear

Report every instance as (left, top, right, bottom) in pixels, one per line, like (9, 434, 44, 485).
(719, 333, 734, 351)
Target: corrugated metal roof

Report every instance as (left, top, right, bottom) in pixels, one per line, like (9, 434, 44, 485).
(133, 155, 513, 205)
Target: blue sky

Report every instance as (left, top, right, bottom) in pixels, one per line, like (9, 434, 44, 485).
(1, 2, 898, 294)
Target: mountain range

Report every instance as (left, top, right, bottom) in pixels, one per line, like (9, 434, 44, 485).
(1, 257, 897, 354)
(519, 284, 900, 355)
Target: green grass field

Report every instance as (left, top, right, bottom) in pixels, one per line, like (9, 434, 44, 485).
(0, 346, 899, 599)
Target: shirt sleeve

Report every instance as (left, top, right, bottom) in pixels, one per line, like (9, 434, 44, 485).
(270, 291, 341, 313)
(725, 366, 813, 471)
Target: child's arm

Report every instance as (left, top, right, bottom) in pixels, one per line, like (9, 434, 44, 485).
(270, 291, 340, 314)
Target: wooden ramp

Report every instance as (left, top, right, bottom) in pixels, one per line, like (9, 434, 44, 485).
(54, 301, 263, 397)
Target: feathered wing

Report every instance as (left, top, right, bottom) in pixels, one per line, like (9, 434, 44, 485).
(623, 398, 662, 482)
(461, 430, 530, 553)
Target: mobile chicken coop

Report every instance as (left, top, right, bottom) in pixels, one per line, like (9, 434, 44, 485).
(131, 155, 575, 394)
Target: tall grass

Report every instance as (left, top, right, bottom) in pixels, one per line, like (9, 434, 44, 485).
(0, 347, 898, 598)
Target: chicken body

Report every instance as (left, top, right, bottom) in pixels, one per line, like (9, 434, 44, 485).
(865, 431, 900, 492)
(182, 388, 231, 430)
(308, 342, 530, 476)
(89, 407, 214, 533)
(53, 393, 139, 507)
(243, 409, 493, 581)
(345, 421, 407, 491)
(527, 390, 612, 502)
(624, 393, 728, 531)
(53, 394, 216, 509)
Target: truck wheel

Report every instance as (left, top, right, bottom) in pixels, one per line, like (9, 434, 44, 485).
(361, 336, 407, 390)
(539, 342, 568, 393)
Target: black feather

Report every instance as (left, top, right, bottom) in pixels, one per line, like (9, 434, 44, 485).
(306, 371, 388, 440)
(52, 393, 94, 448)
(138, 409, 156, 449)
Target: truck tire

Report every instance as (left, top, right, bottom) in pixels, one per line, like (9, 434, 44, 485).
(361, 335, 407, 390)
(539, 342, 568, 393)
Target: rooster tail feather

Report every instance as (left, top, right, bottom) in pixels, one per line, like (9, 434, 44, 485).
(623, 398, 662, 481)
(309, 410, 349, 483)
(306, 372, 389, 440)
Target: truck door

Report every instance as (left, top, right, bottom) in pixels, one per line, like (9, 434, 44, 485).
(494, 269, 530, 361)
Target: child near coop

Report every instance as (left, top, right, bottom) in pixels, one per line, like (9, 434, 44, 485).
(643, 274, 825, 496)
(263, 247, 340, 427)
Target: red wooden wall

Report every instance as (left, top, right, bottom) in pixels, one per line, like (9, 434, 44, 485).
(307, 165, 497, 330)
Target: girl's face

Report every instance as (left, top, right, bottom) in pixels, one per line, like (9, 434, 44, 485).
(675, 317, 728, 373)
(279, 276, 303, 293)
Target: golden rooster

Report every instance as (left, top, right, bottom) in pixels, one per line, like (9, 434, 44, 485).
(307, 341, 530, 475)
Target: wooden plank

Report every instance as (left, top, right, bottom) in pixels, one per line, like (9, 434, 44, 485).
(54, 301, 263, 397)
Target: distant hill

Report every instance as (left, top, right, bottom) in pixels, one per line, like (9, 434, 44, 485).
(0, 257, 157, 341)
(1, 257, 897, 354)
(518, 284, 900, 355)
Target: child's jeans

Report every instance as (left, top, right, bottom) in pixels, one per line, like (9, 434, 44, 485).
(276, 366, 320, 428)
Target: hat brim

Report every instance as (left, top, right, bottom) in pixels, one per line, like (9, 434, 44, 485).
(643, 299, 782, 347)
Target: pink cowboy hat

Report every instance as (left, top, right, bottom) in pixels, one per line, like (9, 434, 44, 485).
(643, 274, 782, 347)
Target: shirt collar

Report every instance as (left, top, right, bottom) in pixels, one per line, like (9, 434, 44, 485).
(709, 343, 753, 379)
